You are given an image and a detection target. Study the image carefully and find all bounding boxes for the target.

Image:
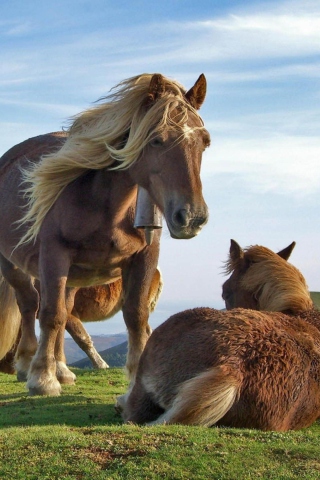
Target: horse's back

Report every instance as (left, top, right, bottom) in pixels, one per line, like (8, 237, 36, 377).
(0, 132, 67, 171)
(0, 133, 67, 259)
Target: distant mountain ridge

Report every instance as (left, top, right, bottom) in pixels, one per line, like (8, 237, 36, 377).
(70, 341, 128, 368)
(65, 333, 127, 365)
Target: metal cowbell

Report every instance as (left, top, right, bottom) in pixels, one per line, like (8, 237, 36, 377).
(134, 186, 162, 245)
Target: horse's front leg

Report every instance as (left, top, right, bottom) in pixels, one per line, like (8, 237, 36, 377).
(116, 296, 152, 413)
(124, 304, 152, 382)
(119, 243, 160, 405)
(54, 288, 78, 384)
(27, 247, 70, 396)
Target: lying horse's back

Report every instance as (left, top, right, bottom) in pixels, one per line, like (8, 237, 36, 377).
(123, 307, 320, 430)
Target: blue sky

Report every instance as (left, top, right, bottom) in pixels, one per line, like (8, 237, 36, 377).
(1, 0, 320, 335)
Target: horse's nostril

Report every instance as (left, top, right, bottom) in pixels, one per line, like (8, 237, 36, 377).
(174, 209, 189, 227)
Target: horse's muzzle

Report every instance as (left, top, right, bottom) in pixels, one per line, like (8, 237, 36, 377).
(167, 205, 209, 239)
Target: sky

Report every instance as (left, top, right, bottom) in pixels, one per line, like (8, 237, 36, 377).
(1, 0, 320, 336)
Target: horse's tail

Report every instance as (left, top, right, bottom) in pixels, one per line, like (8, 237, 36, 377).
(157, 366, 241, 427)
(0, 273, 21, 360)
(148, 267, 163, 313)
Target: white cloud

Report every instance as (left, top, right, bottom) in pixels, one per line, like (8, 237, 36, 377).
(5, 22, 32, 36)
(1, 0, 319, 199)
(0, 97, 78, 117)
(2, 1, 320, 80)
(203, 135, 320, 196)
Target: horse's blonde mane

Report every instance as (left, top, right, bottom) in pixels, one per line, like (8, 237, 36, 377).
(18, 73, 204, 246)
(227, 245, 313, 313)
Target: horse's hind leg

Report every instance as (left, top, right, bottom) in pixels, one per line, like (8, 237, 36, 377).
(122, 380, 165, 424)
(66, 314, 109, 369)
(0, 255, 39, 381)
(0, 339, 19, 374)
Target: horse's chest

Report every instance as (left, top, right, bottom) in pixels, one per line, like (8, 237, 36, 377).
(74, 229, 142, 259)
(67, 231, 143, 286)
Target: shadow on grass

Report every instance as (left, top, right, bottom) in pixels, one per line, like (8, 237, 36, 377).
(0, 368, 127, 428)
(0, 392, 123, 427)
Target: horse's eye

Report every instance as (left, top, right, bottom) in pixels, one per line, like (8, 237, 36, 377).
(222, 290, 232, 301)
(150, 137, 164, 148)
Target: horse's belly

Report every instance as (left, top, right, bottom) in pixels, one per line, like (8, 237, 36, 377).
(67, 264, 122, 287)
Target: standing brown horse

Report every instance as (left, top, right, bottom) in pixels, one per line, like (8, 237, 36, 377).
(122, 241, 320, 431)
(0, 73, 210, 396)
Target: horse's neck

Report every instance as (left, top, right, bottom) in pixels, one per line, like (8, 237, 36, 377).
(82, 168, 137, 214)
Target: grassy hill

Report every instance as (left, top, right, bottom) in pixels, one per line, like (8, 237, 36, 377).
(0, 368, 320, 479)
(310, 292, 320, 309)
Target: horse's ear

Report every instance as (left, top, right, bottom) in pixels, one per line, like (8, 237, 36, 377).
(145, 74, 166, 107)
(277, 241, 296, 261)
(229, 239, 244, 263)
(185, 74, 207, 109)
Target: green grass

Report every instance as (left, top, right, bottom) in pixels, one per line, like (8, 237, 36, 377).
(1, 368, 320, 479)
(310, 292, 320, 309)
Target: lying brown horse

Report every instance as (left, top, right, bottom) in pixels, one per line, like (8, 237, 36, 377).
(122, 240, 320, 431)
(0, 73, 209, 395)
(0, 267, 162, 377)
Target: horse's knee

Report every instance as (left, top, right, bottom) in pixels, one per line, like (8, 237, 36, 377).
(39, 305, 67, 330)
(16, 291, 39, 317)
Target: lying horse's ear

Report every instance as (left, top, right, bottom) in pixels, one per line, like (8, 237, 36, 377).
(145, 74, 166, 107)
(185, 74, 207, 109)
(277, 241, 296, 261)
(229, 239, 244, 264)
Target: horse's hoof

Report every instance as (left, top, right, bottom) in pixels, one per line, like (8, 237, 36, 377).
(16, 371, 28, 382)
(27, 374, 62, 396)
(56, 361, 76, 385)
(93, 361, 109, 369)
(115, 392, 129, 414)
(58, 375, 76, 385)
(28, 383, 62, 396)
(28, 387, 61, 396)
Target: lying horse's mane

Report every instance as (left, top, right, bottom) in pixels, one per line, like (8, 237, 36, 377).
(225, 245, 313, 313)
(18, 73, 204, 247)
